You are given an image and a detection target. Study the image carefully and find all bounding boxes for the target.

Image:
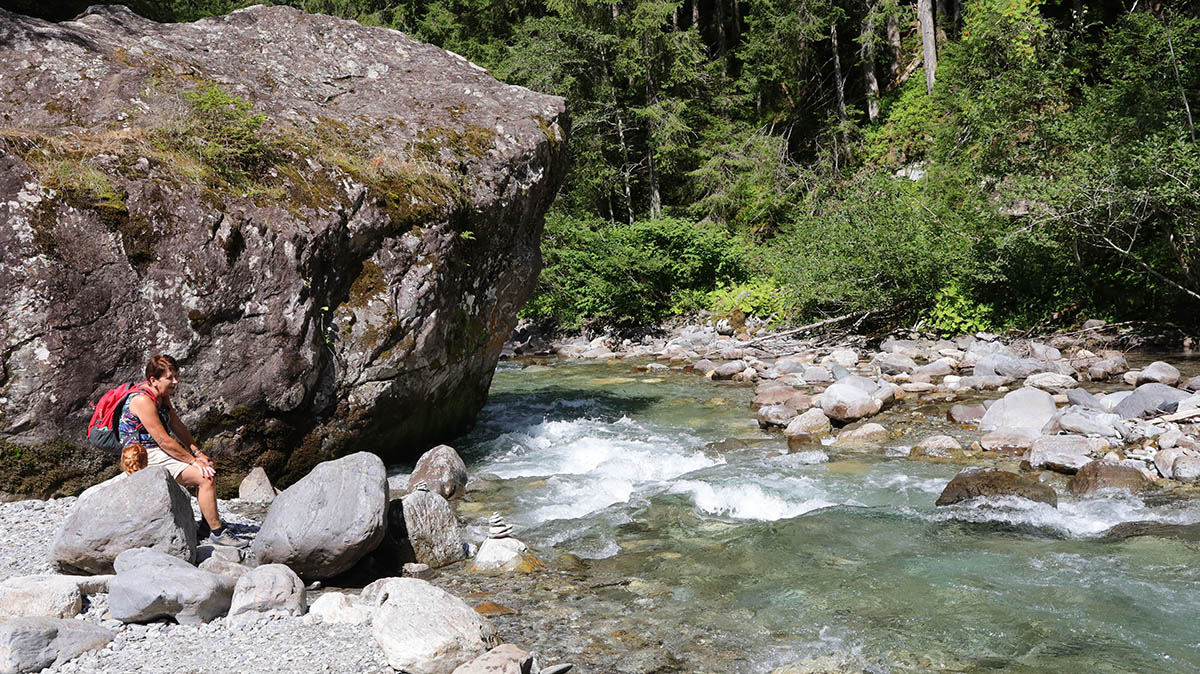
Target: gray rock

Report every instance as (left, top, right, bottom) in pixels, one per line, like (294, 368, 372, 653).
(1155, 447, 1187, 479)
(973, 353, 1048, 379)
(978, 428, 1042, 455)
(935, 467, 1057, 507)
(1184, 376, 1200, 392)
(712, 361, 746, 380)
(947, 404, 986, 424)
(979, 387, 1058, 432)
(252, 452, 389, 580)
(1043, 407, 1124, 438)
(1026, 435, 1107, 474)
(948, 375, 1011, 391)
(827, 349, 858, 368)
(773, 357, 810, 375)
(369, 578, 499, 674)
(307, 592, 373, 625)
(238, 467, 277, 504)
(1113, 383, 1190, 419)
(49, 468, 196, 575)
(910, 435, 963, 459)
(0, 617, 113, 674)
(1068, 460, 1149, 494)
(784, 409, 831, 438)
(1029, 342, 1061, 361)
(802, 367, 834, 383)
(757, 404, 797, 429)
(469, 536, 542, 574)
(197, 558, 252, 581)
(1082, 319, 1107, 329)
(752, 387, 798, 406)
(1087, 355, 1128, 380)
(913, 359, 955, 378)
(832, 423, 889, 447)
(0, 576, 82, 620)
(1024, 372, 1077, 391)
(403, 563, 436, 580)
(1066, 388, 1103, 410)
(0, 4, 568, 498)
(408, 445, 470, 500)
(108, 548, 235, 625)
(229, 564, 306, 624)
(1172, 456, 1200, 481)
(399, 490, 467, 568)
(874, 353, 917, 375)
(819, 383, 882, 424)
(451, 645, 534, 674)
(1136, 361, 1181, 387)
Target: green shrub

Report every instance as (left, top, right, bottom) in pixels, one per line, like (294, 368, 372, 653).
(160, 82, 272, 185)
(927, 281, 994, 336)
(706, 278, 794, 319)
(523, 214, 750, 328)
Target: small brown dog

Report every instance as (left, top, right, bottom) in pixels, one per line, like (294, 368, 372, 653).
(121, 444, 148, 474)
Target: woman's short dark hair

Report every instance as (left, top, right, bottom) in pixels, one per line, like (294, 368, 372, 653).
(146, 354, 179, 381)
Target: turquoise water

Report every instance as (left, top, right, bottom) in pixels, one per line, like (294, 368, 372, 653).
(454, 359, 1200, 673)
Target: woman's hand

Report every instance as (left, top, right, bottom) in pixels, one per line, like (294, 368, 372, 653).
(192, 451, 216, 478)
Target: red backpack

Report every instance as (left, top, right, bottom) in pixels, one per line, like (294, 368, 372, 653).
(87, 382, 156, 454)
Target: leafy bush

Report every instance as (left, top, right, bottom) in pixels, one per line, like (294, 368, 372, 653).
(927, 281, 994, 336)
(706, 278, 795, 319)
(523, 214, 750, 328)
(160, 82, 272, 185)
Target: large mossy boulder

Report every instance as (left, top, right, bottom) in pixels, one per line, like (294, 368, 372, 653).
(0, 4, 568, 497)
(935, 467, 1058, 507)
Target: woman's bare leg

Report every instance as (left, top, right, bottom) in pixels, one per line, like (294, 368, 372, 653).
(176, 465, 222, 530)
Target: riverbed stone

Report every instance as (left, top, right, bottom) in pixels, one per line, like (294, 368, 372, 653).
(913, 359, 955, 379)
(238, 467, 277, 504)
(399, 490, 467, 569)
(252, 452, 389, 580)
(1087, 356, 1128, 380)
(803, 366, 834, 383)
(450, 644, 534, 674)
(712, 361, 746, 380)
(229, 564, 306, 625)
(409, 445, 470, 500)
(1026, 435, 1107, 474)
(49, 467, 197, 575)
(875, 353, 917, 375)
(1172, 456, 1200, 481)
(978, 428, 1042, 455)
(757, 404, 798, 429)
(935, 467, 1057, 507)
(108, 548, 235, 625)
(1154, 447, 1187, 479)
(1068, 460, 1149, 495)
(1136, 361, 1181, 387)
(0, 576, 82, 620)
(469, 537, 543, 574)
(308, 592, 373, 625)
(1184, 376, 1200, 392)
(910, 435, 963, 459)
(774, 357, 810, 375)
(974, 353, 1047, 379)
(828, 349, 858, 368)
(979, 387, 1058, 432)
(1028, 342, 1061, 361)
(370, 577, 499, 674)
(0, 617, 113, 674)
(1025, 372, 1077, 391)
(784, 409, 831, 438)
(832, 423, 889, 447)
(1066, 387, 1103, 410)
(784, 392, 814, 411)
(1113, 383, 1191, 419)
(947, 404, 986, 424)
(753, 387, 797, 406)
(820, 383, 882, 424)
(1042, 406, 1124, 438)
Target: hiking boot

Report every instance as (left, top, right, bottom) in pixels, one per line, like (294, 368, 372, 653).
(208, 529, 248, 548)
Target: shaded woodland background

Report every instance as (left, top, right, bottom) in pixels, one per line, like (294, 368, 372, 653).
(11, 0, 1200, 333)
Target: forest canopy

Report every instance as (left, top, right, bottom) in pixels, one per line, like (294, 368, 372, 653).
(17, 0, 1200, 333)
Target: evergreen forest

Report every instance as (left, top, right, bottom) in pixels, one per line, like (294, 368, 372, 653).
(18, 0, 1200, 333)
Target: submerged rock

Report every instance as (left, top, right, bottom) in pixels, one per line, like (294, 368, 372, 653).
(935, 467, 1058, 507)
(0, 4, 568, 496)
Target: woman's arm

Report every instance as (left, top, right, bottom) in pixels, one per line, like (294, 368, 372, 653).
(168, 407, 214, 474)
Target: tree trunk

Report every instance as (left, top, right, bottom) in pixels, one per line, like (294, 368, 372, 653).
(715, 0, 727, 75)
(918, 0, 937, 94)
(862, 5, 880, 122)
(731, 0, 742, 44)
(647, 150, 662, 217)
(886, 3, 901, 84)
(615, 108, 635, 225)
(934, 0, 949, 44)
(831, 21, 848, 151)
(692, 0, 700, 31)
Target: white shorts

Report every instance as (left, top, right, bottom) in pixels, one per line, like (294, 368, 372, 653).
(145, 445, 191, 480)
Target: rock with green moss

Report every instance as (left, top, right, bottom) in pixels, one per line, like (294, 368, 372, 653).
(0, 5, 568, 497)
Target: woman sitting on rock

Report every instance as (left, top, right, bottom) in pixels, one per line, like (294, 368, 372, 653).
(118, 354, 242, 546)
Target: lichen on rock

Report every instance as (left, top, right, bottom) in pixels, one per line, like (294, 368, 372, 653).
(0, 4, 568, 496)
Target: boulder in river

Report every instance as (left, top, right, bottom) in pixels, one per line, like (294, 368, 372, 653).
(784, 409, 832, 439)
(1025, 435, 1108, 474)
(935, 467, 1058, 507)
(979, 387, 1058, 432)
(758, 404, 798, 429)
(450, 644, 536, 674)
(399, 490, 467, 569)
(819, 383, 882, 424)
(977, 428, 1042, 455)
(50, 468, 196, 575)
(408, 445, 469, 500)
(832, 423, 889, 447)
(1086, 355, 1128, 381)
(0, 4, 568, 497)
(1067, 460, 1149, 495)
(1041, 406, 1124, 438)
(712, 361, 746, 380)
(1136, 361, 1181, 387)
(228, 564, 306, 625)
(1184, 376, 1200, 392)
(0, 617, 113, 674)
(1172, 456, 1200, 481)
(910, 435, 964, 460)
(252, 452, 389, 580)
(947, 404, 986, 424)
(369, 577, 499, 674)
(1113, 383, 1190, 419)
(1024, 372, 1077, 391)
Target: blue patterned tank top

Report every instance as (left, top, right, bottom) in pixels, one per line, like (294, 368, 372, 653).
(117, 390, 171, 449)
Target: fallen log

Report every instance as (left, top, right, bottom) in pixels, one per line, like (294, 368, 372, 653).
(747, 311, 870, 345)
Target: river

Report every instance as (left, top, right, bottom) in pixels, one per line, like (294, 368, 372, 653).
(434, 357, 1200, 673)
